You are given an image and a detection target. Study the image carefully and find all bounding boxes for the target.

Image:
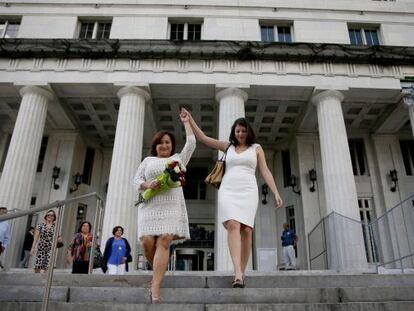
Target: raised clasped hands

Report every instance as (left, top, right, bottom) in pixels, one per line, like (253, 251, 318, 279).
(180, 107, 191, 123)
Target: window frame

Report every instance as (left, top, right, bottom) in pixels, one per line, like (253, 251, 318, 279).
(77, 19, 112, 39)
(168, 20, 203, 41)
(358, 198, 379, 264)
(285, 205, 296, 232)
(260, 22, 293, 43)
(348, 25, 380, 46)
(348, 139, 370, 176)
(400, 140, 414, 176)
(0, 19, 21, 38)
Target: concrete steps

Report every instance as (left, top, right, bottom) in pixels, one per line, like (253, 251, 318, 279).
(2, 302, 414, 311)
(1, 271, 414, 310)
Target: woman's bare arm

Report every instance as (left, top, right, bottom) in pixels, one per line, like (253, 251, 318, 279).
(182, 108, 229, 152)
(30, 228, 40, 255)
(256, 146, 283, 208)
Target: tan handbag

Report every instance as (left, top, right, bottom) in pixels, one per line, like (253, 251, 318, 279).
(205, 145, 230, 189)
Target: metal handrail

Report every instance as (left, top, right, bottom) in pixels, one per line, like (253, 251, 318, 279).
(0, 192, 105, 311)
(308, 194, 414, 272)
(370, 193, 414, 273)
(0, 192, 104, 222)
(368, 193, 414, 225)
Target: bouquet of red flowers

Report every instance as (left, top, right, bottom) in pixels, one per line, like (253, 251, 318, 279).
(136, 160, 186, 204)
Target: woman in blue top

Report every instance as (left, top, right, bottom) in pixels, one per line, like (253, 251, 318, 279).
(102, 226, 132, 275)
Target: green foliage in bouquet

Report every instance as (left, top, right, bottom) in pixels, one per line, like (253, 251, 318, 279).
(136, 160, 186, 205)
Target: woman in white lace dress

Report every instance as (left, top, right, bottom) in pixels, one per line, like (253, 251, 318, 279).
(183, 108, 283, 288)
(133, 109, 195, 302)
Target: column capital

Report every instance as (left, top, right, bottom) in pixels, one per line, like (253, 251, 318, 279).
(311, 90, 344, 106)
(216, 87, 248, 102)
(19, 85, 54, 101)
(117, 86, 150, 102)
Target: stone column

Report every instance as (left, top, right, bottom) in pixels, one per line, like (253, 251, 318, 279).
(254, 150, 278, 269)
(101, 86, 149, 264)
(215, 87, 247, 271)
(0, 85, 53, 267)
(312, 90, 367, 270)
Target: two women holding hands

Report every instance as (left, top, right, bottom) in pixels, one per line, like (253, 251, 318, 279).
(133, 106, 282, 301)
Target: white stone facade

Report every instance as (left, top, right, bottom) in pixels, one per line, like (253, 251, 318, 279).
(0, 1, 413, 271)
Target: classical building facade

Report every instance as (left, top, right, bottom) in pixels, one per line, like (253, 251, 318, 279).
(0, 0, 413, 271)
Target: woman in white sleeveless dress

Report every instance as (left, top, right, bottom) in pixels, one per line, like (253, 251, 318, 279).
(183, 108, 283, 288)
(133, 109, 195, 302)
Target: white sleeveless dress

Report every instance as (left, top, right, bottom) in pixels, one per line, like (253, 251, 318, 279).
(218, 144, 260, 228)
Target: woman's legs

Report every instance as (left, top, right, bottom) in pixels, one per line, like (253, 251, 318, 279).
(141, 235, 157, 267)
(240, 224, 253, 275)
(225, 220, 243, 281)
(151, 234, 174, 300)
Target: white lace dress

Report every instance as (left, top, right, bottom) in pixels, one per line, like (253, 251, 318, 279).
(133, 135, 196, 243)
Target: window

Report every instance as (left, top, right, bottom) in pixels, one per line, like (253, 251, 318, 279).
(282, 150, 292, 187)
(358, 198, 378, 263)
(36, 137, 49, 172)
(169, 22, 202, 41)
(348, 27, 380, 46)
(260, 24, 292, 43)
(79, 21, 112, 39)
(0, 20, 20, 38)
(285, 205, 296, 232)
(349, 139, 369, 176)
(82, 147, 95, 185)
(400, 140, 414, 176)
(0, 134, 11, 172)
(183, 167, 208, 200)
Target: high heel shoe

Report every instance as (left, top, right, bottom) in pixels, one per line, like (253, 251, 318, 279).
(148, 288, 161, 304)
(231, 278, 245, 288)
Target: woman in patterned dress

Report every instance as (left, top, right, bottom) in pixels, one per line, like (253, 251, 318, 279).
(133, 109, 195, 302)
(67, 221, 94, 274)
(30, 209, 62, 273)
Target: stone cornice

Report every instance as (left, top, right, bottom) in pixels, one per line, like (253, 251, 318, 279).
(1, 39, 413, 66)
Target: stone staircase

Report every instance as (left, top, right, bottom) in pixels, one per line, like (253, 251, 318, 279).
(1, 270, 414, 310)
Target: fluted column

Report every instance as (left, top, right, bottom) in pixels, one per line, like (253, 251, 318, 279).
(102, 86, 149, 264)
(312, 90, 367, 270)
(215, 87, 247, 271)
(0, 85, 53, 267)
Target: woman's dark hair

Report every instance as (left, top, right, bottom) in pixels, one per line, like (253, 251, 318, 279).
(150, 131, 176, 156)
(229, 118, 256, 146)
(44, 209, 56, 221)
(112, 226, 124, 235)
(77, 221, 92, 233)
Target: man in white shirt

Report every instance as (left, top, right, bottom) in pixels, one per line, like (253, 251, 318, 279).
(0, 207, 11, 270)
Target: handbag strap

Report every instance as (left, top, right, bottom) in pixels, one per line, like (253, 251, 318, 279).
(220, 144, 231, 161)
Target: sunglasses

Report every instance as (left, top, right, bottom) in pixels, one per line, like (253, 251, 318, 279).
(47, 214, 55, 217)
